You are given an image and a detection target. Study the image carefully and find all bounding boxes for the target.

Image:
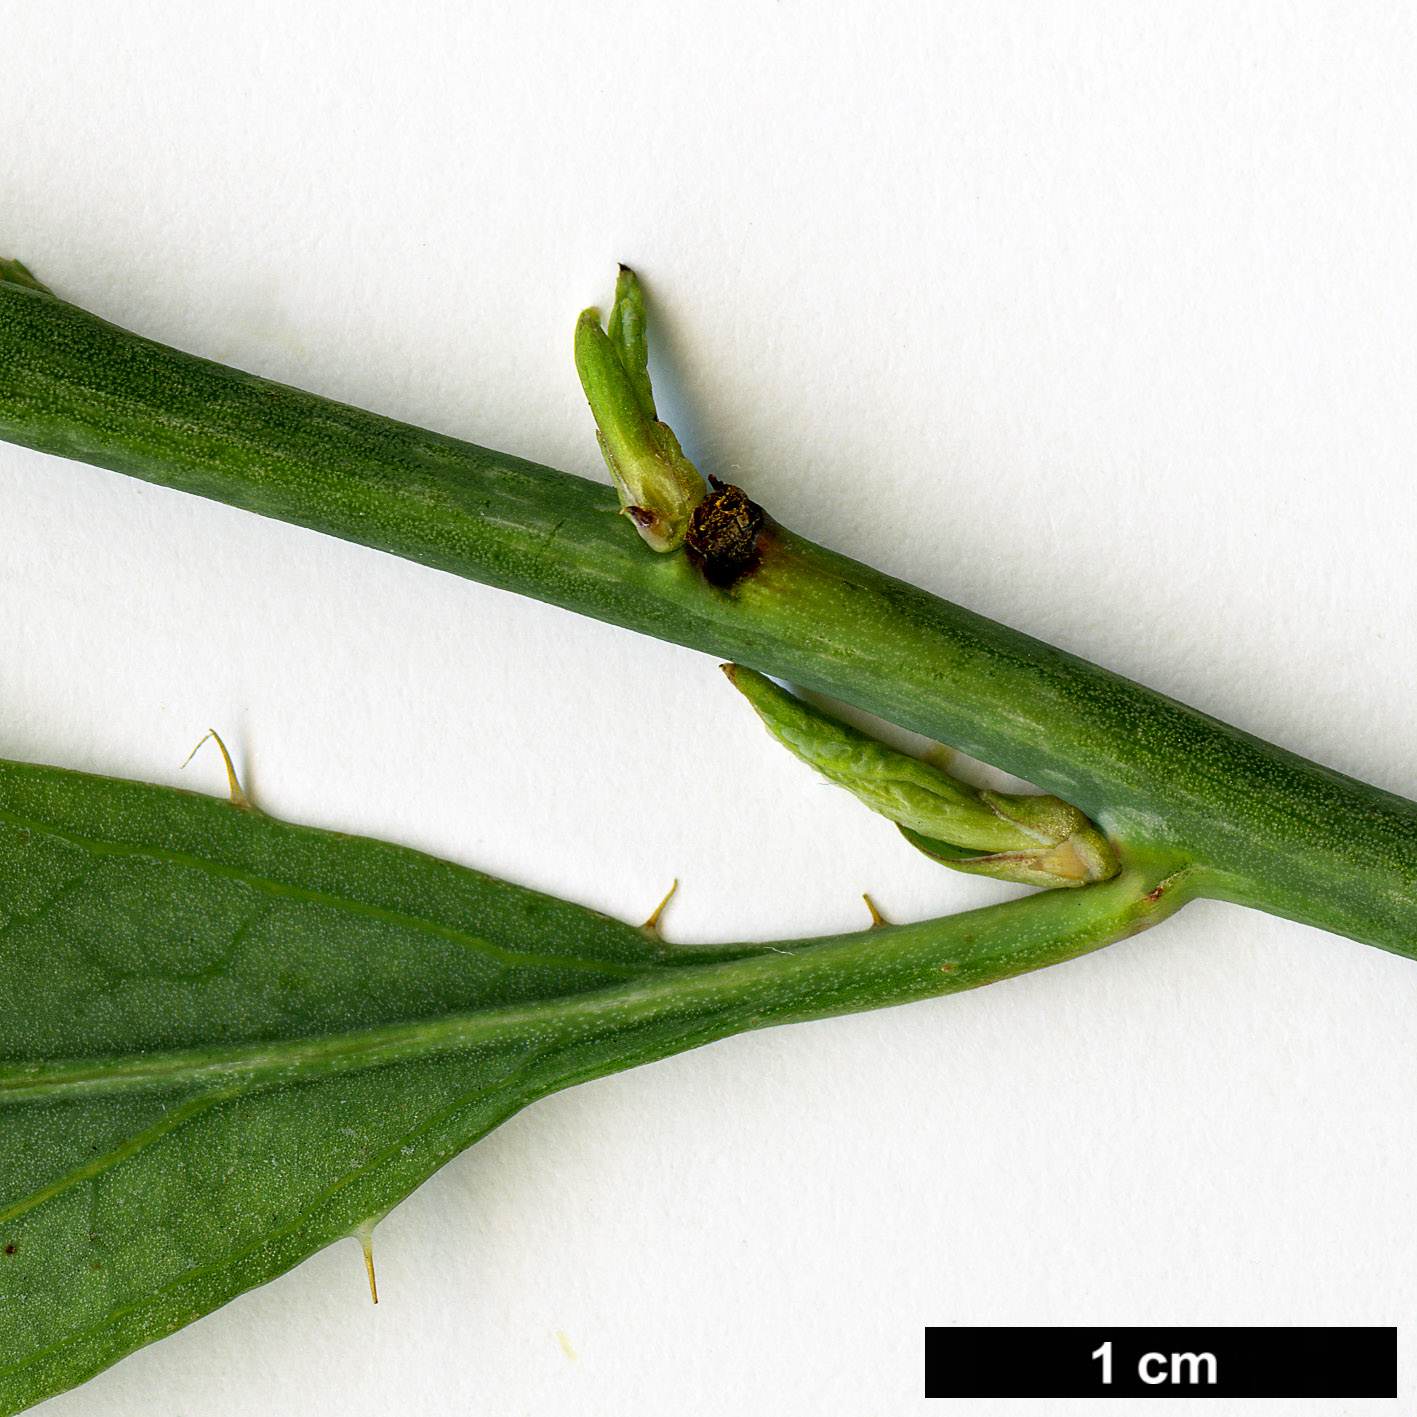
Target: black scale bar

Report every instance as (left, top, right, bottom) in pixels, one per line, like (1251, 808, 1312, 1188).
(924, 1326, 1396, 1398)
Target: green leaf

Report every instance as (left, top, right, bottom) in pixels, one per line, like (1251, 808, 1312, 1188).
(0, 753, 715, 1412)
(0, 752, 1181, 1412)
(0, 260, 50, 296)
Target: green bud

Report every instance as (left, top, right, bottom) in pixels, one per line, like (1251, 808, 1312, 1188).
(723, 664, 1119, 889)
(575, 267, 707, 552)
(899, 821, 1119, 891)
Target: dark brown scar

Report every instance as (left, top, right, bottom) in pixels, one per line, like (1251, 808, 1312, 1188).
(685, 477, 766, 588)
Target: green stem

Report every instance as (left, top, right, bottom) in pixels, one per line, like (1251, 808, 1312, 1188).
(0, 278, 1412, 955)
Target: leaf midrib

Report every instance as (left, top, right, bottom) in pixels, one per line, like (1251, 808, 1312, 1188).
(0, 943, 764, 1107)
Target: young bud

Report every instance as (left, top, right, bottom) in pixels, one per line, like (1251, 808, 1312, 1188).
(899, 821, 1119, 891)
(724, 664, 1119, 889)
(575, 267, 707, 552)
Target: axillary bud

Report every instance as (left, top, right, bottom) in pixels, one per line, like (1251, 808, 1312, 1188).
(724, 664, 1119, 890)
(575, 266, 707, 552)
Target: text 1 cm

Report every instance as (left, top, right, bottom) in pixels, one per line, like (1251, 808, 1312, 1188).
(1092, 1341, 1218, 1387)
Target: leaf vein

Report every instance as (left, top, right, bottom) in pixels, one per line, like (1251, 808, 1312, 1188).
(0, 804, 646, 977)
(0, 1055, 547, 1382)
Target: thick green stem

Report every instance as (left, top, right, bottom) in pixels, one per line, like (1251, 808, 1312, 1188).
(1, 278, 1413, 955)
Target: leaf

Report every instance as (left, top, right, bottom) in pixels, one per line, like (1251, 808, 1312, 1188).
(0, 755, 690, 1412)
(0, 754, 1175, 1412)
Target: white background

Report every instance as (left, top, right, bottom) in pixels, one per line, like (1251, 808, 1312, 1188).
(2, 3, 1416, 1414)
